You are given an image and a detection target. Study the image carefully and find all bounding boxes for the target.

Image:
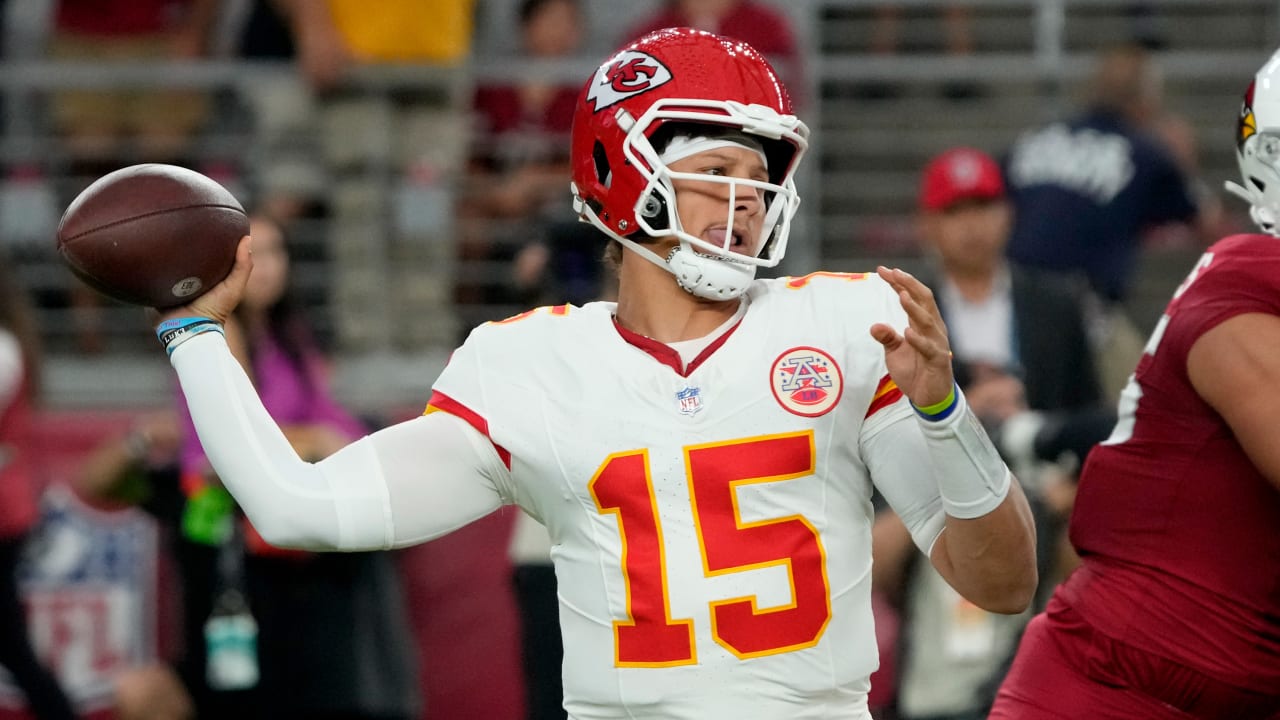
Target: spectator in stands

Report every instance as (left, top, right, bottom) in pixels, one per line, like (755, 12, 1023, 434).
(232, 0, 328, 225)
(175, 214, 420, 719)
(912, 148, 1113, 469)
(48, 0, 219, 169)
(261, 0, 477, 351)
(626, 0, 802, 101)
(0, 254, 76, 720)
(460, 0, 594, 318)
(872, 148, 1114, 720)
(72, 410, 194, 720)
(862, 3, 982, 100)
(1150, 112, 1237, 247)
(3, 442, 193, 720)
(1002, 43, 1204, 402)
(46, 0, 222, 355)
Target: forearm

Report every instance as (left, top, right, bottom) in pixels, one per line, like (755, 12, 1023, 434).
(173, 333, 381, 549)
(170, 333, 506, 550)
(915, 389, 1037, 612)
(931, 481, 1037, 614)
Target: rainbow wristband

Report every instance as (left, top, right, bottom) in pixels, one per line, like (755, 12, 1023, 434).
(157, 317, 224, 357)
(910, 382, 960, 422)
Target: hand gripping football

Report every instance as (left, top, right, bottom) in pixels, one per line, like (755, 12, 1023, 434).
(57, 163, 248, 308)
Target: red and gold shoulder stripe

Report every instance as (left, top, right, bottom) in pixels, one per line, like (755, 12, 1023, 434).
(864, 375, 903, 419)
(425, 391, 512, 470)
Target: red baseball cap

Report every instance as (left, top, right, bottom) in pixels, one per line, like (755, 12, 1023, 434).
(918, 147, 1005, 211)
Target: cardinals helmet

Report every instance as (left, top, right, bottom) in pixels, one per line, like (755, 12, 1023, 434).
(1227, 50, 1280, 236)
(570, 27, 809, 300)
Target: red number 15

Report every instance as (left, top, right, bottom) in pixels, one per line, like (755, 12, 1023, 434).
(589, 431, 831, 667)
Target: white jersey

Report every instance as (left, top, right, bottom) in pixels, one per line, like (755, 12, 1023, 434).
(430, 272, 948, 720)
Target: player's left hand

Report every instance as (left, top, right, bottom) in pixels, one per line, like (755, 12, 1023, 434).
(869, 266, 956, 408)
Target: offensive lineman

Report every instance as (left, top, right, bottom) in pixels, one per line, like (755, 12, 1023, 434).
(153, 29, 1035, 719)
(990, 51, 1280, 719)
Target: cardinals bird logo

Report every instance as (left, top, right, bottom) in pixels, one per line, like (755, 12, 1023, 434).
(1239, 79, 1257, 152)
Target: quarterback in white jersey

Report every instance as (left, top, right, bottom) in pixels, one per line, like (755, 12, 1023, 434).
(430, 274, 962, 718)
(152, 27, 1036, 720)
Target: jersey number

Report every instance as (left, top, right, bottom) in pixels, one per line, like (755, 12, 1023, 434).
(589, 432, 831, 667)
(1106, 251, 1214, 445)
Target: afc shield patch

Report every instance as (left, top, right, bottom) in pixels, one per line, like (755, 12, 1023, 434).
(770, 347, 843, 417)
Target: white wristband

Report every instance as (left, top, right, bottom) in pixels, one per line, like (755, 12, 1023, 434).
(917, 390, 1012, 519)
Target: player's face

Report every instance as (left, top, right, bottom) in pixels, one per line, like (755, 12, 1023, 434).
(922, 199, 1011, 276)
(244, 216, 290, 311)
(667, 146, 768, 258)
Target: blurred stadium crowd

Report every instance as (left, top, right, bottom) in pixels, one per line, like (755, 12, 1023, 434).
(0, 0, 1276, 718)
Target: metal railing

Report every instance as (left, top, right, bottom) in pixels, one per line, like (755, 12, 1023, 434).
(4, 0, 1276, 408)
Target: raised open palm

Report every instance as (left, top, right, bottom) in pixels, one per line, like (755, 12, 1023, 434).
(868, 266, 956, 409)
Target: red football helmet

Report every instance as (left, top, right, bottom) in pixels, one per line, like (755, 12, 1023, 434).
(570, 27, 810, 299)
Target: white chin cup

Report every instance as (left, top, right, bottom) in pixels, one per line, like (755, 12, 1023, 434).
(667, 245, 757, 300)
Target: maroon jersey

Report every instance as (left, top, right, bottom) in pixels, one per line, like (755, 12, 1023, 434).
(1061, 233, 1280, 693)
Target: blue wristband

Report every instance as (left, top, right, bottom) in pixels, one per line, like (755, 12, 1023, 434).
(910, 382, 961, 422)
(157, 317, 224, 356)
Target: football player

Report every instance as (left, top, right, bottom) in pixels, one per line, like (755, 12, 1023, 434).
(154, 28, 1035, 720)
(989, 50, 1280, 720)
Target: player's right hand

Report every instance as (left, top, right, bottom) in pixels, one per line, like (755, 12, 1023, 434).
(152, 235, 253, 327)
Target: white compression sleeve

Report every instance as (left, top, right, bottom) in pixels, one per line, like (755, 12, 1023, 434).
(862, 392, 1013, 553)
(915, 390, 1012, 519)
(171, 332, 506, 551)
(373, 412, 510, 547)
(862, 403, 947, 554)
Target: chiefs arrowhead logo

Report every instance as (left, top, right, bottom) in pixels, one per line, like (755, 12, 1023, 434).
(587, 51, 672, 112)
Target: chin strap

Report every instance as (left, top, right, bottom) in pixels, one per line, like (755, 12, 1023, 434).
(1225, 180, 1279, 236)
(666, 245, 756, 300)
(1224, 179, 1252, 205)
(575, 193, 757, 301)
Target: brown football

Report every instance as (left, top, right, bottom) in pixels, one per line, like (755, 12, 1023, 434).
(57, 163, 248, 308)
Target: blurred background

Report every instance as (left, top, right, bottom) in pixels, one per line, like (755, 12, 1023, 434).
(0, 1, 1276, 718)
(0, 0, 1267, 411)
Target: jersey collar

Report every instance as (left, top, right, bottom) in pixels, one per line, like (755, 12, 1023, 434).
(611, 313, 745, 377)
